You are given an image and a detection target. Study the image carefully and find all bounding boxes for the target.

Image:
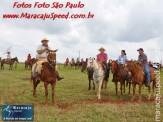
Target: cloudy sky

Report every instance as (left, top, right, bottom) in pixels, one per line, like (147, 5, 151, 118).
(0, 0, 163, 63)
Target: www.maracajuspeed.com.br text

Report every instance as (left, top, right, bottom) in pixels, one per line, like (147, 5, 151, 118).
(3, 12, 94, 20)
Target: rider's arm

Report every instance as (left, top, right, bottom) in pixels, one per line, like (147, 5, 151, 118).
(37, 48, 47, 54)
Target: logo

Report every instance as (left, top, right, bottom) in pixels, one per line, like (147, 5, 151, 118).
(2, 105, 33, 121)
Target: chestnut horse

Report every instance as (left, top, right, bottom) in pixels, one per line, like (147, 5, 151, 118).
(124, 60, 157, 102)
(25, 58, 36, 69)
(31, 50, 58, 105)
(1, 57, 19, 70)
(81, 61, 95, 90)
(110, 60, 131, 96)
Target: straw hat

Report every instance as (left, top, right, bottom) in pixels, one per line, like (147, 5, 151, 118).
(41, 38, 49, 43)
(99, 47, 106, 51)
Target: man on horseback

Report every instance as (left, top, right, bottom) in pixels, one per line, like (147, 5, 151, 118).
(27, 54, 31, 64)
(7, 52, 11, 63)
(137, 48, 150, 87)
(66, 58, 69, 65)
(32, 38, 64, 81)
(97, 47, 110, 81)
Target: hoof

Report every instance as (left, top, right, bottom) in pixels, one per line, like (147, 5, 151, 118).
(147, 97, 150, 101)
(33, 93, 36, 98)
(131, 98, 134, 102)
(138, 99, 141, 103)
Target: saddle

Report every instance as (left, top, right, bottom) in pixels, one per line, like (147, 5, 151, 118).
(101, 64, 107, 75)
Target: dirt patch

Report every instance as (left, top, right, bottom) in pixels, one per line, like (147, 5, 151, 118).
(34, 98, 155, 111)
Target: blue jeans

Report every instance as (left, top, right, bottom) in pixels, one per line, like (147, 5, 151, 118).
(144, 66, 150, 84)
(103, 63, 110, 81)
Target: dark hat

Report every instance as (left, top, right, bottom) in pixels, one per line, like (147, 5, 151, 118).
(137, 48, 144, 51)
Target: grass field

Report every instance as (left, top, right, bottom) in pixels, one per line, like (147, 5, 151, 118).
(0, 63, 162, 122)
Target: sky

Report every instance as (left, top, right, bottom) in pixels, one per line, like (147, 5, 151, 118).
(0, 0, 163, 63)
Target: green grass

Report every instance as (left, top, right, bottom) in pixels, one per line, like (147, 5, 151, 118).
(0, 63, 163, 122)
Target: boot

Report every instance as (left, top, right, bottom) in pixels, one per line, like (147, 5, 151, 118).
(57, 71, 64, 81)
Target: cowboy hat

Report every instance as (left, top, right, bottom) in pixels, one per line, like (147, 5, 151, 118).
(137, 48, 144, 52)
(99, 47, 106, 51)
(41, 38, 49, 43)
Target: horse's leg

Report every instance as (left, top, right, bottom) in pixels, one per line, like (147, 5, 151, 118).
(115, 81, 118, 96)
(129, 82, 131, 95)
(88, 77, 91, 90)
(33, 79, 40, 97)
(51, 82, 56, 106)
(93, 81, 95, 90)
(147, 83, 151, 100)
(120, 81, 123, 96)
(124, 81, 125, 93)
(131, 83, 136, 102)
(105, 80, 108, 95)
(101, 80, 104, 89)
(98, 80, 102, 100)
(138, 84, 142, 102)
(44, 82, 48, 105)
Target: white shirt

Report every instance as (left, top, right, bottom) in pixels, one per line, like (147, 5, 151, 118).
(7, 54, 11, 59)
(37, 44, 51, 58)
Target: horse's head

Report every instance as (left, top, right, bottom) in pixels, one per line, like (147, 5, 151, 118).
(86, 58, 94, 71)
(124, 60, 134, 77)
(47, 50, 58, 67)
(81, 62, 87, 72)
(15, 57, 19, 63)
(110, 60, 118, 74)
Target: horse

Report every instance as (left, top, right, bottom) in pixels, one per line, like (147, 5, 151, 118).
(64, 61, 71, 68)
(110, 60, 131, 96)
(86, 58, 107, 99)
(124, 60, 157, 102)
(25, 58, 36, 69)
(31, 50, 58, 105)
(1, 57, 19, 70)
(75, 61, 83, 69)
(81, 61, 95, 90)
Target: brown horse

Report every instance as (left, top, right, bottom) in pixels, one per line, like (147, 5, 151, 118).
(1, 57, 19, 70)
(25, 58, 36, 69)
(124, 60, 157, 102)
(81, 61, 95, 90)
(31, 50, 58, 105)
(110, 60, 131, 96)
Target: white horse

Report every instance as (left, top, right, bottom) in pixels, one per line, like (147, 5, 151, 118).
(86, 58, 106, 99)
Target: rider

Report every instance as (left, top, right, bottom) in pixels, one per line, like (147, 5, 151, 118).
(76, 57, 80, 64)
(66, 58, 69, 65)
(81, 58, 84, 62)
(137, 48, 150, 87)
(118, 50, 127, 65)
(32, 38, 63, 81)
(97, 47, 110, 81)
(118, 50, 130, 83)
(27, 54, 31, 63)
(7, 52, 11, 63)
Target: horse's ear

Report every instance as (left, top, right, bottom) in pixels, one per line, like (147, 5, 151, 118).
(54, 49, 58, 52)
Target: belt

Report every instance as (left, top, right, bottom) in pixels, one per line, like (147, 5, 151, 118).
(38, 57, 47, 61)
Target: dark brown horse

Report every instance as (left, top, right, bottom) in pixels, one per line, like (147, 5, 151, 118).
(81, 61, 95, 90)
(1, 57, 19, 70)
(31, 50, 58, 105)
(124, 60, 157, 102)
(110, 60, 131, 96)
(25, 58, 36, 69)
